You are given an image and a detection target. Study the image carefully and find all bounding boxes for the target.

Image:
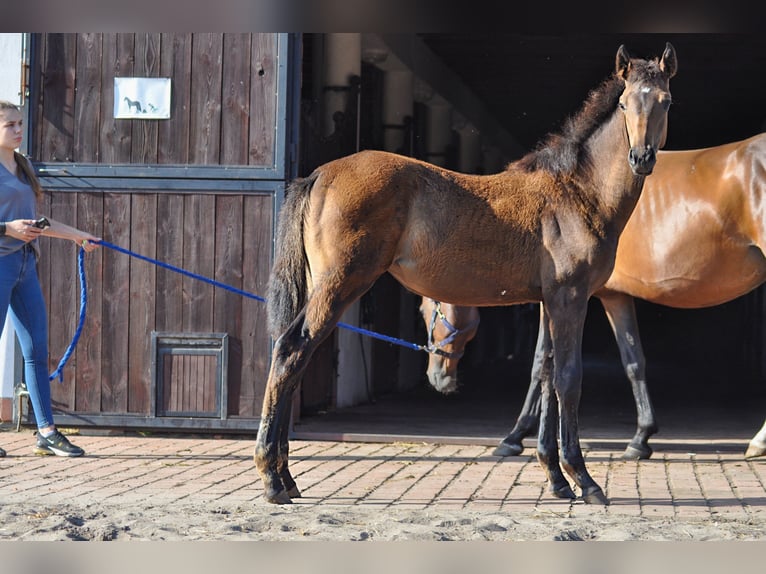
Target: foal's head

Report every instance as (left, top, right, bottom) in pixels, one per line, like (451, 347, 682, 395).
(616, 42, 677, 175)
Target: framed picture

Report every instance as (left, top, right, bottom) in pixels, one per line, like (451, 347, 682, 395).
(114, 77, 171, 119)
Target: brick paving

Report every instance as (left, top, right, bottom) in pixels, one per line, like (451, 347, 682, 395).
(2, 426, 766, 522)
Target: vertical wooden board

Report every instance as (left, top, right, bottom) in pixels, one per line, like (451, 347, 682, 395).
(74, 33, 102, 163)
(47, 192, 78, 411)
(128, 194, 157, 413)
(158, 33, 191, 164)
(38, 34, 76, 162)
(238, 194, 273, 416)
(155, 194, 185, 332)
(100, 34, 135, 163)
(196, 355, 205, 412)
(162, 355, 172, 413)
(221, 34, 251, 165)
(74, 192, 104, 413)
(101, 193, 130, 413)
(37, 192, 53, 319)
(249, 33, 277, 167)
(213, 195, 244, 416)
(182, 194, 215, 333)
(131, 34, 160, 163)
(189, 33, 223, 165)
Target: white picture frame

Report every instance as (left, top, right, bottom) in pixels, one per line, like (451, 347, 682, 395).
(114, 77, 171, 119)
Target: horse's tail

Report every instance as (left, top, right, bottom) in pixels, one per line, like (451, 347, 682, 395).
(266, 172, 319, 338)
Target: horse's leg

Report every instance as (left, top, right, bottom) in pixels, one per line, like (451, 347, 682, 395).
(493, 303, 544, 457)
(255, 285, 353, 503)
(599, 292, 657, 460)
(278, 401, 301, 498)
(546, 292, 608, 505)
(745, 419, 766, 459)
(534, 306, 576, 499)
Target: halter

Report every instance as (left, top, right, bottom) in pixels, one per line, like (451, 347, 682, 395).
(425, 300, 479, 359)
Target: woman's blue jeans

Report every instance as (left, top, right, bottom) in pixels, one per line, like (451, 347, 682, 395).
(0, 244, 55, 429)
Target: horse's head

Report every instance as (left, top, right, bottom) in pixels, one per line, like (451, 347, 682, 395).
(419, 298, 480, 394)
(616, 42, 677, 175)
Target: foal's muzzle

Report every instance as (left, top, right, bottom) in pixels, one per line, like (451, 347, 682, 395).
(628, 145, 657, 175)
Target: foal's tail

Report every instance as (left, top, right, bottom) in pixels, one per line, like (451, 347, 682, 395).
(266, 173, 318, 338)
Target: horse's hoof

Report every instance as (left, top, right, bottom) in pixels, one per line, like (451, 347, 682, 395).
(580, 486, 609, 505)
(549, 482, 576, 500)
(264, 489, 293, 504)
(744, 443, 766, 460)
(286, 485, 302, 498)
(492, 441, 524, 457)
(622, 443, 652, 460)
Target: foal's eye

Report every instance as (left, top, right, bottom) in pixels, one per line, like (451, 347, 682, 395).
(618, 102, 627, 111)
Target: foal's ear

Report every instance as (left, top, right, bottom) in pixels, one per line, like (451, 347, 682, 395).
(615, 44, 631, 80)
(660, 42, 677, 78)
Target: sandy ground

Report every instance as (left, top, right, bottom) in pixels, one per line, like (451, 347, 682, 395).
(1, 499, 765, 542)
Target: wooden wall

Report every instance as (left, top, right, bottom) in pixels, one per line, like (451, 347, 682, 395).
(28, 33, 288, 428)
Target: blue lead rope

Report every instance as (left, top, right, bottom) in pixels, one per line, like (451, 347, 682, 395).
(49, 247, 87, 382)
(51, 240, 427, 381)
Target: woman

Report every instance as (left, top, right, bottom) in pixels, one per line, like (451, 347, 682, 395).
(0, 100, 100, 458)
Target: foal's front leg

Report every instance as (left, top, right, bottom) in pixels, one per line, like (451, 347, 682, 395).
(535, 307, 575, 499)
(546, 295, 608, 505)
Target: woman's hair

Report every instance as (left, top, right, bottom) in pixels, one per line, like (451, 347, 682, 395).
(0, 100, 43, 201)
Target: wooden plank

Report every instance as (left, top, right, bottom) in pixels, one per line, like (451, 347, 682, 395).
(74, 33, 102, 162)
(131, 34, 160, 163)
(158, 33, 192, 164)
(155, 194, 185, 332)
(221, 34, 251, 165)
(100, 34, 135, 163)
(249, 33, 277, 167)
(189, 33, 223, 165)
(38, 33, 76, 162)
(74, 192, 104, 413)
(214, 195, 244, 417)
(182, 195, 215, 332)
(128, 194, 157, 414)
(100, 193, 130, 413)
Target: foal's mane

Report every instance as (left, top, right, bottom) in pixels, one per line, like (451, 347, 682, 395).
(512, 57, 665, 176)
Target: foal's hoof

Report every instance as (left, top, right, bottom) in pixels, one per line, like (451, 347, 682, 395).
(549, 482, 576, 500)
(581, 486, 609, 505)
(264, 489, 293, 505)
(492, 441, 524, 457)
(745, 443, 766, 460)
(286, 485, 302, 499)
(622, 443, 652, 460)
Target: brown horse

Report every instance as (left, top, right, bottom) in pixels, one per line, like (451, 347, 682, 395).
(257, 43, 677, 505)
(423, 132, 766, 461)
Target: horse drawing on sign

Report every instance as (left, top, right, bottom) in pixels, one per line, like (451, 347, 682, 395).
(257, 43, 677, 505)
(422, 133, 766, 461)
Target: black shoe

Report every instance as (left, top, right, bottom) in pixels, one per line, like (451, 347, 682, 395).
(33, 430, 85, 457)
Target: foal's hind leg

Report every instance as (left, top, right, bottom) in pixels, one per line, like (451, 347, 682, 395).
(255, 299, 344, 504)
(255, 278, 378, 504)
(599, 292, 657, 460)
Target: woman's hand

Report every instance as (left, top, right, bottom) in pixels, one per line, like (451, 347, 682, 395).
(6, 219, 44, 243)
